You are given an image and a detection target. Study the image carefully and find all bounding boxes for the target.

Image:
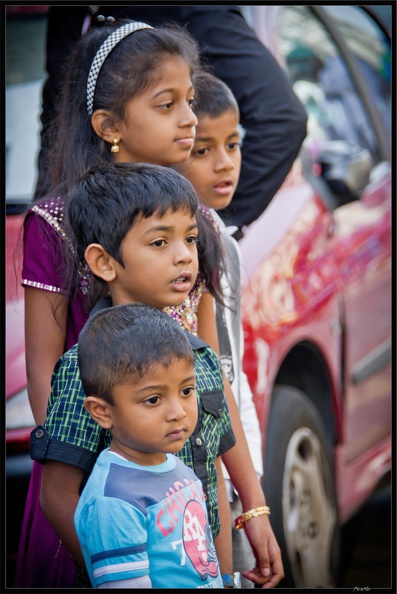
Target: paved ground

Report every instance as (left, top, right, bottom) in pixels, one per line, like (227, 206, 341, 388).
(339, 476, 392, 589)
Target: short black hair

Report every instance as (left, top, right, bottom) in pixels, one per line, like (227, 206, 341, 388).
(66, 161, 198, 307)
(192, 71, 239, 119)
(78, 303, 195, 404)
(67, 161, 198, 263)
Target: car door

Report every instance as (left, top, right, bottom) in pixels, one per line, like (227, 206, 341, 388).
(277, 5, 391, 461)
(317, 6, 391, 461)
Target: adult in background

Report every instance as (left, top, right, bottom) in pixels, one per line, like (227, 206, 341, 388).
(34, 4, 307, 236)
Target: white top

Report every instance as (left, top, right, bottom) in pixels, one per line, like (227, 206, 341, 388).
(212, 211, 263, 500)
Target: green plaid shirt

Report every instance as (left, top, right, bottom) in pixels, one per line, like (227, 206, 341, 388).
(31, 336, 235, 538)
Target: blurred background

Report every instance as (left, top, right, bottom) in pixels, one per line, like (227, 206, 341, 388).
(5, 4, 393, 206)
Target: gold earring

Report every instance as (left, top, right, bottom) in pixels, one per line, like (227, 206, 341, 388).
(110, 138, 120, 153)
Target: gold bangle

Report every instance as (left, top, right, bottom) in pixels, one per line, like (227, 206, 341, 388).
(235, 506, 271, 530)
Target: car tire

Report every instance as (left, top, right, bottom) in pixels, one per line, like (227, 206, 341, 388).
(263, 385, 340, 588)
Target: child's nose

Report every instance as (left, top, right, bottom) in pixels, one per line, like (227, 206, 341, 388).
(174, 243, 193, 264)
(167, 398, 187, 421)
(215, 150, 234, 172)
(180, 103, 198, 128)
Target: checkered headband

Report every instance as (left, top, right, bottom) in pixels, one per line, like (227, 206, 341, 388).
(86, 22, 153, 116)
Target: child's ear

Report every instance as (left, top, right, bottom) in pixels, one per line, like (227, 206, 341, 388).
(84, 244, 117, 282)
(91, 109, 121, 145)
(84, 396, 113, 429)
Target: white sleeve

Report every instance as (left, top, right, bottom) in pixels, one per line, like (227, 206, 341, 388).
(238, 369, 263, 478)
(217, 228, 264, 485)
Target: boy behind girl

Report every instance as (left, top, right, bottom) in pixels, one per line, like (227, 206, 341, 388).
(175, 72, 269, 587)
(75, 303, 223, 588)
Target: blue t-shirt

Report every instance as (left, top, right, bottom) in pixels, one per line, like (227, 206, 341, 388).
(74, 449, 223, 589)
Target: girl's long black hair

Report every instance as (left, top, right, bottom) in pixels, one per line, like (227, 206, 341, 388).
(40, 19, 201, 199)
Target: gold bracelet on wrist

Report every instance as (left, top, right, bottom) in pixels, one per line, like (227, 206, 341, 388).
(234, 505, 271, 530)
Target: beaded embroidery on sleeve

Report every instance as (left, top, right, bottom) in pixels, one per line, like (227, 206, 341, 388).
(22, 197, 90, 296)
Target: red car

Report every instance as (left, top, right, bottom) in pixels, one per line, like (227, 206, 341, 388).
(239, 4, 391, 587)
(6, 4, 391, 589)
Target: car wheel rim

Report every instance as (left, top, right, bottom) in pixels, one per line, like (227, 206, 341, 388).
(282, 426, 337, 587)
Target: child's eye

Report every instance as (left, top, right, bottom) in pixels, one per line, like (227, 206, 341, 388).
(193, 147, 208, 157)
(186, 235, 198, 245)
(159, 102, 173, 110)
(187, 98, 195, 108)
(150, 239, 166, 247)
(227, 142, 240, 151)
(181, 386, 196, 398)
(144, 395, 161, 405)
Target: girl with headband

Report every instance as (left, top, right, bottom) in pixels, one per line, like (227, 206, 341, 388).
(17, 18, 282, 589)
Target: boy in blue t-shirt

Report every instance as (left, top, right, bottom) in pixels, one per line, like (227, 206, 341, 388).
(74, 302, 223, 588)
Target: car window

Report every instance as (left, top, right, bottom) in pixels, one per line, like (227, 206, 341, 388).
(322, 6, 391, 145)
(277, 5, 381, 163)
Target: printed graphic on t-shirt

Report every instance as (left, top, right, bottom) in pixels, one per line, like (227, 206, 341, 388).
(183, 500, 218, 580)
